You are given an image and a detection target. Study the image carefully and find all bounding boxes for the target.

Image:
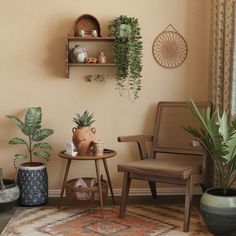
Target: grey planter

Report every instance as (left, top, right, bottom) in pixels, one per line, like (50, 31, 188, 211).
(200, 188, 236, 235)
(17, 162, 48, 206)
(0, 168, 20, 212)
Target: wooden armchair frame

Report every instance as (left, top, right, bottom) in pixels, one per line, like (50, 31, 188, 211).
(117, 101, 210, 232)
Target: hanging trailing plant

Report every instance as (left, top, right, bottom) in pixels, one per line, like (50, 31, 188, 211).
(109, 15, 143, 100)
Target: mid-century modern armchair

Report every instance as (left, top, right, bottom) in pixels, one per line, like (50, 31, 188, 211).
(117, 101, 211, 232)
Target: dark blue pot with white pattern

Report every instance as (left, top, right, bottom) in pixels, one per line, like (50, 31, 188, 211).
(17, 162, 48, 206)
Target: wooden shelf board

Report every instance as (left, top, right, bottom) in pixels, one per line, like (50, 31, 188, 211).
(67, 36, 114, 42)
(67, 63, 116, 67)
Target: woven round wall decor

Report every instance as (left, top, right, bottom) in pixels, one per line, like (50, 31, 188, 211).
(152, 24, 188, 68)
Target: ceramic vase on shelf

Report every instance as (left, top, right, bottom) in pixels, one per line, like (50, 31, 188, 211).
(97, 52, 106, 64)
(72, 126, 96, 155)
(71, 45, 88, 63)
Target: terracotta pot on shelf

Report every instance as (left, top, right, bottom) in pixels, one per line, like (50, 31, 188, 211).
(97, 52, 106, 64)
(72, 126, 96, 155)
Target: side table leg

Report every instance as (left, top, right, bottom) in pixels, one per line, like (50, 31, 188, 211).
(95, 159, 104, 218)
(58, 159, 71, 209)
(103, 159, 115, 204)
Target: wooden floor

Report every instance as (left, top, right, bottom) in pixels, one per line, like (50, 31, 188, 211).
(0, 195, 201, 233)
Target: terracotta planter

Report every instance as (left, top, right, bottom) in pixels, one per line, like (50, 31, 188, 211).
(72, 126, 96, 155)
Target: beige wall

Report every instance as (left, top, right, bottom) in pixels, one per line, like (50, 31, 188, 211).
(0, 0, 210, 191)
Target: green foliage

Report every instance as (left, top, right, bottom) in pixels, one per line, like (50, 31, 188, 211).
(7, 107, 53, 163)
(72, 110, 95, 127)
(109, 15, 143, 100)
(184, 100, 236, 195)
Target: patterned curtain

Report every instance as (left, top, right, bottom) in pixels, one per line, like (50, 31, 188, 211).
(209, 0, 236, 187)
(208, 0, 235, 114)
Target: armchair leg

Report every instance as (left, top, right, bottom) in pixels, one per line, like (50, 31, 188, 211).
(119, 172, 131, 218)
(183, 177, 193, 232)
(148, 181, 157, 199)
(200, 183, 206, 192)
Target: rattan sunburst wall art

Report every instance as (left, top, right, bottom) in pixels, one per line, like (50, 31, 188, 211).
(152, 24, 188, 68)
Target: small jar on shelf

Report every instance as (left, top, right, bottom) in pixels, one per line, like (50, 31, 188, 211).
(97, 52, 106, 64)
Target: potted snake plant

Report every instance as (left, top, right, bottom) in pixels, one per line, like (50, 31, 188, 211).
(72, 110, 96, 156)
(184, 100, 236, 235)
(109, 15, 143, 100)
(6, 107, 53, 206)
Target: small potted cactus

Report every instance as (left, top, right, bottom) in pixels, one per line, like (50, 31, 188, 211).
(72, 111, 96, 155)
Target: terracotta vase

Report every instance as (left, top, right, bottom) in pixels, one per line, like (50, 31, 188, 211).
(72, 126, 96, 155)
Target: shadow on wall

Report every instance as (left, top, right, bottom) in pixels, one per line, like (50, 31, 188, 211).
(141, 102, 157, 136)
(0, 109, 26, 149)
(183, 0, 209, 99)
(43, 18, 75, 78)
(0, 109, 26, 179)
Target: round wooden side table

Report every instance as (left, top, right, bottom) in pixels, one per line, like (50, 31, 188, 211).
(58, 149, 117, 217)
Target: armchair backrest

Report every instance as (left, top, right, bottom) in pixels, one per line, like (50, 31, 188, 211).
(152, 101, 211, 156)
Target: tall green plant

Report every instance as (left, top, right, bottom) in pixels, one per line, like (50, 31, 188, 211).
(109, 15, 143, 100)
(7, 107, 54, 163)
(184, 100, 236, 195)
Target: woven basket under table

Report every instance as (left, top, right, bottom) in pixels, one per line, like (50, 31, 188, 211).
(65, 178, 108, 206)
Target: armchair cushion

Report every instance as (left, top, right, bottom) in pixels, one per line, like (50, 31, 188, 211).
(118, 154, 202, 180)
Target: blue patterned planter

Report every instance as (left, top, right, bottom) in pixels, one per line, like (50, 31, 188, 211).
(200, 188, 236, 235)
(17, 162, 48, 206)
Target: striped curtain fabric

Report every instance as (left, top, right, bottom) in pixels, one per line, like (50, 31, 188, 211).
(208, 0, 236, 187)
(208, 0, 235, 114)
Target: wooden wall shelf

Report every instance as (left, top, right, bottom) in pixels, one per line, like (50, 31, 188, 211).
(65, 35, 115, 78)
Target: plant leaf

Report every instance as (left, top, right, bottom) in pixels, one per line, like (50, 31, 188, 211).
(33, 142, 52, 149)
(32, 129, 53, 141)
(15, 154, 27, 160)
(9, 138, 27, 145)
(218, 111, 229, 142)
(223, 131, 236, 162)
(33, 151, 50, 161)
(25, 107, 41, 127)
(6, 115, 25, 131)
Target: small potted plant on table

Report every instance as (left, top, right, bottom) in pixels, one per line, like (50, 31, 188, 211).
(72, 110, 96, 156)
(7, 107, 53, 206)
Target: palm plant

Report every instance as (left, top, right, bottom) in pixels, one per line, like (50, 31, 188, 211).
(184, 100, 236, 195)
(7, 107, 53, 163)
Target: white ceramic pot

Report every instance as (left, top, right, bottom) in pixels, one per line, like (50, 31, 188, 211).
(71, 45, 88, 63)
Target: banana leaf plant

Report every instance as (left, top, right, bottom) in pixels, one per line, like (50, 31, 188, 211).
(6, 107, 54, 163)
(184, 100, 236, 195)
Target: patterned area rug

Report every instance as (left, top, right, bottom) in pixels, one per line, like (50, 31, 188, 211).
(1, 204, 212, 236)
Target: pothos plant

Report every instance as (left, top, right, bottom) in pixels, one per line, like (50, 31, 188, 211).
(6, 107, 54, 164)
(109, 15, 143, 100)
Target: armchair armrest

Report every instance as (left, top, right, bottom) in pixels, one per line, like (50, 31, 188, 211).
(117, 135, 153, 160)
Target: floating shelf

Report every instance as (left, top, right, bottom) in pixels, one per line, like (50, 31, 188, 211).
(67, 63, 116, 66)
(67, 36, 114, 42)
(65, 35, 115, 78)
